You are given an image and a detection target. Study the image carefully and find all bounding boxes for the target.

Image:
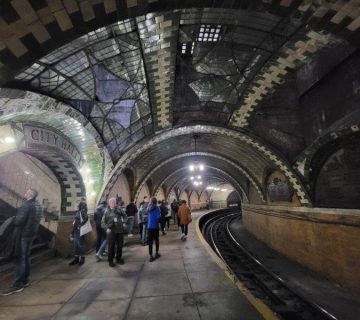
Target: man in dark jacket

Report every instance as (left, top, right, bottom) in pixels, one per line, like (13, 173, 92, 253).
(94, 201, 107, 251)
(102, 197, 127, 267)
(125, 199, 138, 237)
(1, 188, 43, 296)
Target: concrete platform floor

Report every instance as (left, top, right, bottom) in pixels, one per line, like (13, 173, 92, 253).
(0, 210, 265, 320)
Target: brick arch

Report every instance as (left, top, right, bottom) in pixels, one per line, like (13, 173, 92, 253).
(100, 125, 310, 205)
(26, 149, 86, 215)
(151, 165, 250, 204)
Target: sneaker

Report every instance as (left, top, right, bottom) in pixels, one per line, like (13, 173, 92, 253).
(109, 261, 116, 267)
(149, 256, 155, 262)
(95, 254, 103, 261)
(116, 258, 124, 265)
(1, 286, 24, 296)
(78, 257, 85, 266)
(23, 282, 30, 288)
(181, 233, 185, 241)
(69, 257, 79, 266)
(128, 234, 133, 237)
(162, 231, 166, 236)
(155, 252, 161, 259)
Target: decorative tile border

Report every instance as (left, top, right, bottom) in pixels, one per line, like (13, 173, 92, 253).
(99, 125, 310, 205)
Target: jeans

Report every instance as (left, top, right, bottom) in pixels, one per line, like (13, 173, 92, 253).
(141, 224, 148, 244)
(74, 229, 85, 257)
(127, 216, 135, 234)
(96, 238, 107, 256)
(139, 222, 143, 240)
(148, 229, 159, 256)
(108, 233, 124, 262)
(96, 225, 105, 252)
(14, 238, 32, 287)
(181, 224, 188, 236)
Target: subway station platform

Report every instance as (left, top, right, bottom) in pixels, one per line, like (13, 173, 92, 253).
(0, 211, 266, 320)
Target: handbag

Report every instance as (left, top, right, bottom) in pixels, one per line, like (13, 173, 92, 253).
(80, 211, 93, 236)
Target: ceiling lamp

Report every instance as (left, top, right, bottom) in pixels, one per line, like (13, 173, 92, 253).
(188, 133, 205, 172)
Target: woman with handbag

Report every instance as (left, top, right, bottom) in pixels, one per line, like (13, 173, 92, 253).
(69, 198, 88, 266)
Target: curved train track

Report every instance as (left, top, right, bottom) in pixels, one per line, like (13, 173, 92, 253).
(200, 209, 337, 320)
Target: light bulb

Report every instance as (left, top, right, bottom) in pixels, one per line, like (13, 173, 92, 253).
(4, 136, 15, 143)
(190, 176, 194, 180)
(189, 164, 194, 171)
(199, 164, 204, 171)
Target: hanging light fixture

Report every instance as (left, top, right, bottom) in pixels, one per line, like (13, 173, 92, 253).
(189, 134, 205, 172)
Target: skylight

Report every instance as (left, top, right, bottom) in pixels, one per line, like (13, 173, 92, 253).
(197, 24, 221, 42)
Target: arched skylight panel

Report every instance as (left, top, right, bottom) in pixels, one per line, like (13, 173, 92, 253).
(193, 45, 240, 76)
(116, 32, 140, 52)
(189, 77, 238, 104)
(101, 121, 115, 144)
(87, 26, 113, 42)
(15, 63, 45, 81)
(54, 51, 89, 77)
(108, 99, 136, 128)
(30, 69, 66, 92)
(91, 38, 121, 61)
(106, 119, 124, 136)
(102, 56, 131, 82)
(112, 19, 137, 35)
(52, 81, 89, 100)
(72, 69, 95, 99)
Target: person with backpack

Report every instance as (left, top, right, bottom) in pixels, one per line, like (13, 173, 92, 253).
(147, 197, 161, 262)
(138, 196, 149, 245)
(101, 197, 127, 267)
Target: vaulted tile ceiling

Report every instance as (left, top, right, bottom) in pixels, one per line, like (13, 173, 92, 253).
(1, 0, 360, 201)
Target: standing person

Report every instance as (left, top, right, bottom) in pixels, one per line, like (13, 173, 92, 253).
(69, 198, 88, 266)
(171, 199, 179, 225)
(1, 189, 43, 296)
(138, 196, 149, 245)
(147, 197, 161, 262)
(125, 199, 138, 237)
(102, 198, 127, 267)
(94, 201, 107, 252)
(165, 201, 172, 230)
(159, 200, 167, 235)
(178, 200, 192, 241)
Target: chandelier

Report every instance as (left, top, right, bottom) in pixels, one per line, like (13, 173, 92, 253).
(189, 134, 205, 187)
(189, 134, 204, 172)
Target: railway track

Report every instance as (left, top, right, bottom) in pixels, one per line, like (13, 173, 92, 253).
(200, 209, 337, 320)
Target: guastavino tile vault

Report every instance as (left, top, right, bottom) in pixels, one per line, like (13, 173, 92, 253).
(0, 1, 360, 319)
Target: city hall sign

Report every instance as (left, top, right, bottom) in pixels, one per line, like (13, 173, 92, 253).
(23, 125, 82, 165)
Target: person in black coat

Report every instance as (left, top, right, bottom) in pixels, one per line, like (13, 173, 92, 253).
(68, 198, 88, 266)
(94, 201, 107, 252)
(1, 188, 43, 296)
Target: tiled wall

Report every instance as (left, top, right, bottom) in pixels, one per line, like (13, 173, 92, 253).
(0, 151, 61, 214)
(156, 188, 165, 201)
(108, 173, 130, 205)
(243, 204, 360, 289)
(136, 183, 150, 207)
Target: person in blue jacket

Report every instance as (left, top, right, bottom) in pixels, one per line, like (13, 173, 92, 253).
(147, 197, 161, 262)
